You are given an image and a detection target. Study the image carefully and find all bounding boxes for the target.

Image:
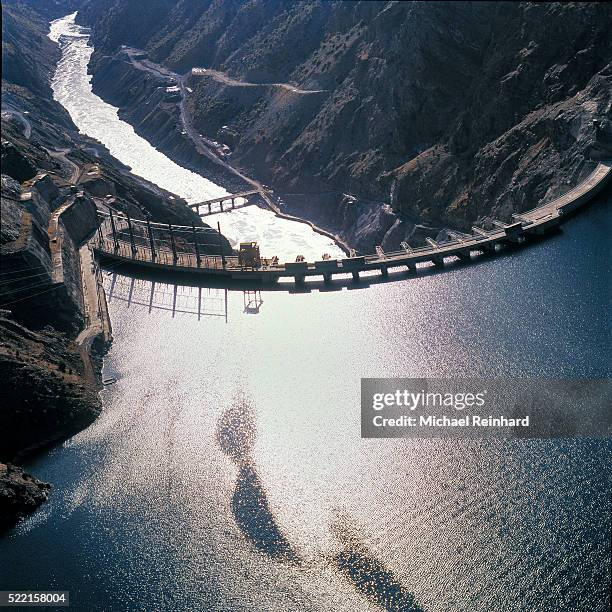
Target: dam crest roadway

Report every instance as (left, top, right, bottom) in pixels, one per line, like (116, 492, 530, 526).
(90, 161, 612, 289)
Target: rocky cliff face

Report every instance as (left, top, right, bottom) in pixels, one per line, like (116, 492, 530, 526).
(0, 463, 51, 533)
(0, 312, 103, 461)
(1, 158, 106, 464)
(78, 0, 612, 249)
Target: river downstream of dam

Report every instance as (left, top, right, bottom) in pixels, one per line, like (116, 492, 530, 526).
(47, 13, 343, 263)
(0, 12, 610, 612)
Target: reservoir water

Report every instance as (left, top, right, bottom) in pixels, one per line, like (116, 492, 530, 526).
(1, 12, 610, 612)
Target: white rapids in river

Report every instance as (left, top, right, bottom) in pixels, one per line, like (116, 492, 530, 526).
(48, 12, 343, 262)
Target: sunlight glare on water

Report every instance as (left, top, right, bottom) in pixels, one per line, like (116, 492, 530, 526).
(3, 200, 610, 610)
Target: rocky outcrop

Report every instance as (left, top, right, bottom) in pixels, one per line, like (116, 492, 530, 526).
(1, 169, 103, 464)
(79, 0, 612, 249)
(0, 463, 51, 533)
(2, 169, 84, 335)
(0, 313, 102, 462)
(1, 141, 37, 183)
(2, 2, 63, 99)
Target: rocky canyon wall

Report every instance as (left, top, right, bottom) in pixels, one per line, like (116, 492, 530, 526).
(78, 0, 612, 249)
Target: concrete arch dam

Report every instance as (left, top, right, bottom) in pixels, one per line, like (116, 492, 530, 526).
(91, 161, 612, 288)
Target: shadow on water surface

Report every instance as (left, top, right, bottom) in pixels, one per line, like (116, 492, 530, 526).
(215, 398, 424, 608)
(231, 463, 297, 561)
(215, 396, 299, 563)
(331, 514, 424, 612)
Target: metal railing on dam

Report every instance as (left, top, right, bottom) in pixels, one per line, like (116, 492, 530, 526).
(91, 161, 611, 287)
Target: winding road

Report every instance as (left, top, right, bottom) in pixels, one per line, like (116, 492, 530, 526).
(45, 147, 82, 184)
(190, 67, 328, 94)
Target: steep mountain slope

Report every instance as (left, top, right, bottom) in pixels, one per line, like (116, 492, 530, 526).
(78, 0, 612, 248)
